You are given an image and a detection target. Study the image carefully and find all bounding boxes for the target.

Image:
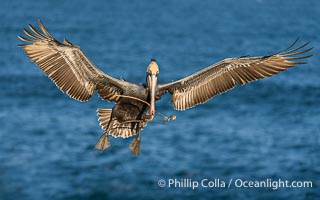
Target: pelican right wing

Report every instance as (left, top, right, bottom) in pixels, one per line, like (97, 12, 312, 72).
(19, 20, 128, 102)
(157, 39, 312, 110)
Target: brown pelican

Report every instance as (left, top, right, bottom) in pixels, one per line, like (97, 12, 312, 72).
(19, 20, 312, 155)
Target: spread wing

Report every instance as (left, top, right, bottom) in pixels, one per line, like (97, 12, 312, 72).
(157, 39, 312, 110)
(18, 20, 130, 102)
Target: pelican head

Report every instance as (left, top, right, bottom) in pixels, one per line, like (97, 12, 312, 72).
(146, 58, 159, 117)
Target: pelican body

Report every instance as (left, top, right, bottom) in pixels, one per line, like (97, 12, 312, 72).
(19, 21, 312, 155)
(95, 60, 159, 154)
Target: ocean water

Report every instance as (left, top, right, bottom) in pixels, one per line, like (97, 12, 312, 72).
(0, 0, 319, 199)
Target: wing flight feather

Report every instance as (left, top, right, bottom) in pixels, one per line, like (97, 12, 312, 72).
(19, 20, 127, 102)
(157, 39, 312, 110)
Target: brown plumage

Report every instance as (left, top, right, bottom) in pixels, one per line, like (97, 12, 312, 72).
(157, 39, 312, 110)
(19, 20, 312, 155)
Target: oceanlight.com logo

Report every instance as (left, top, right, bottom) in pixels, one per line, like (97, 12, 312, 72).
(157, 178, 313, 190)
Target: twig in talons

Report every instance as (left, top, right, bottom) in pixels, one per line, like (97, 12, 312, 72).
(114, 95, 177, 124)
(115, 95, 151, 107)
(118, 119, 148, 125)
(156, 111, 177, 123)
(129, 132, 141, 155)
(166, 115, 177, 122)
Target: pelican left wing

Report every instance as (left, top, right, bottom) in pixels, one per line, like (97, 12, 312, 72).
(19, 20, 127, 102)
(157, 39, 312, 110)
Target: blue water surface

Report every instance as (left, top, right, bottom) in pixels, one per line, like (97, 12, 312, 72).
(0, 0, 319, 199)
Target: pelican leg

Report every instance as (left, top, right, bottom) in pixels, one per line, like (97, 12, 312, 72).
(129, 132, 141, 155)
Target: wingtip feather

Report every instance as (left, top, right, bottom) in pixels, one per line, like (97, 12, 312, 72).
(38, 19, 52, 38)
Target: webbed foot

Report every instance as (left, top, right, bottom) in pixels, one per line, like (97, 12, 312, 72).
(129, 133, 141, 155)
(95, 133, 110, 151)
